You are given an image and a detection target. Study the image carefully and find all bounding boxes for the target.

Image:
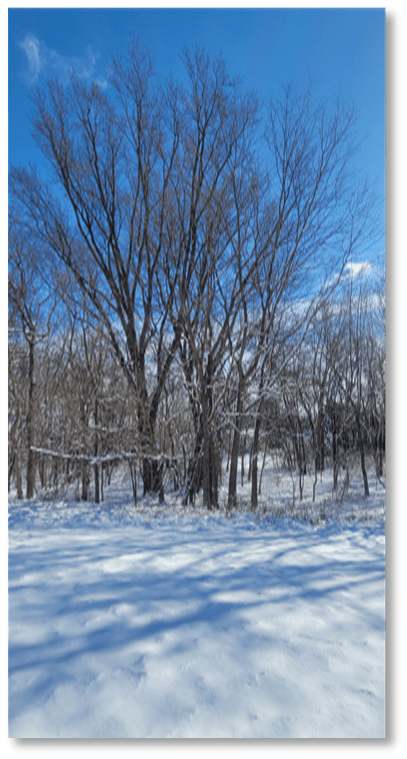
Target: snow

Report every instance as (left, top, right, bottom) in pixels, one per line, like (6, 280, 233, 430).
(8, 468, 385, 739)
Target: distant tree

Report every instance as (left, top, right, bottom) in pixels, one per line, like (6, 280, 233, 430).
(366, 271, 386, 483)
(332, 272, 385, 498)
(8, 338, 24, 498)
(247, 87, 376, 510)
(8, 210, 57, 498)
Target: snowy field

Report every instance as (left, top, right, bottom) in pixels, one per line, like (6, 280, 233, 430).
(8, 464, 386, 739)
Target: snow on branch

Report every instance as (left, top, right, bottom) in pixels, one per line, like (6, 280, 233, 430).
(30, 446, 185, 466)
(30, 447, 136, 466)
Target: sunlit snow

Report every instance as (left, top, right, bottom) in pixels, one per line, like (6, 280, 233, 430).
(8, 466, 385, 738)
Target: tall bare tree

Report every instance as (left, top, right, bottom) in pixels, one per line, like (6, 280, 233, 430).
(159, 49, 260, 508)
(10, 43, 184, 495)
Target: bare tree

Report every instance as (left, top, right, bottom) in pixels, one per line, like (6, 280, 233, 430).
(296, 304, 346, 500)
(160, 49, 260, 508)
(10, 42, 181, 497)
(246, 87, 375, 510)
(9, 46, 380, 511)
(364, 266, 386, 484)
(8, 339, 25, 498)
(333, 273, 385, 498)
(8, 211, 57, 498)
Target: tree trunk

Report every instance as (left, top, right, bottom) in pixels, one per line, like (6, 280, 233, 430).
(259, 442, 268, 496)
(227, 383, 243, 511)
(184, 424, 203, 506)
(139, 408, 164, 498)
(312, 462, 318, 502)
(356, 410, 369, 497)
(200, 355, 219, 510)
(8, 457, 12, 493)
(201, 405, 218, 509)
(14, 449, 23, 499)
(202, 446, 210, 508)
(251, 413, 261, 511)
(315, 401, 325, 472)
(39, 456, 47, 489)
(94, 399, 100, 504)
(26, 337, 35, 499)
(142, 457, 163, 496)
(81, 462, 88, 501)
(128, 459, 137, 506)
(209, 436, 219, 509)
(94, 460, 100, 503)
(333, 461, 340, 492)
(331, 405, 339, 491)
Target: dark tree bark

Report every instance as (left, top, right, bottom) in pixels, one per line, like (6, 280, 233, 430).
(25, 336, 36, 499)
(227, 380, 244, 511)
(93, 398, 100, 504)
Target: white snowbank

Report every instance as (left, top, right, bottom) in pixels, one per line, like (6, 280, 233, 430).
(8, 484, 385, 739)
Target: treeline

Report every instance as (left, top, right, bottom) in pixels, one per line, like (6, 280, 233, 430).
(8, 43, 383, 510)
(8, 270, 385, 509)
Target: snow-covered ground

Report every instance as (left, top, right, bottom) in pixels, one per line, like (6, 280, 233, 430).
(8, 464, 385, 739)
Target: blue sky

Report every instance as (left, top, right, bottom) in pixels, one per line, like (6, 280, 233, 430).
(8, 6, 385, 259)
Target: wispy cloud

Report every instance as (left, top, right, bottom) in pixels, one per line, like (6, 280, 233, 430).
(19, 33, 107, 87)
(20, 34, 42, 84)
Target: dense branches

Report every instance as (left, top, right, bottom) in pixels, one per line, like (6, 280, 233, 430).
(9, 43, 384, 507)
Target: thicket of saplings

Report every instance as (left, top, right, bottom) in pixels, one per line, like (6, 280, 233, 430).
(8, 286, 385, 513)
(9, 44, 384, 513)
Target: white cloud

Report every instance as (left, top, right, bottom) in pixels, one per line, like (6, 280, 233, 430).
(344, 261, 374, 279)
(19, 34, 107, 88)
(19, 34, 42, 84)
